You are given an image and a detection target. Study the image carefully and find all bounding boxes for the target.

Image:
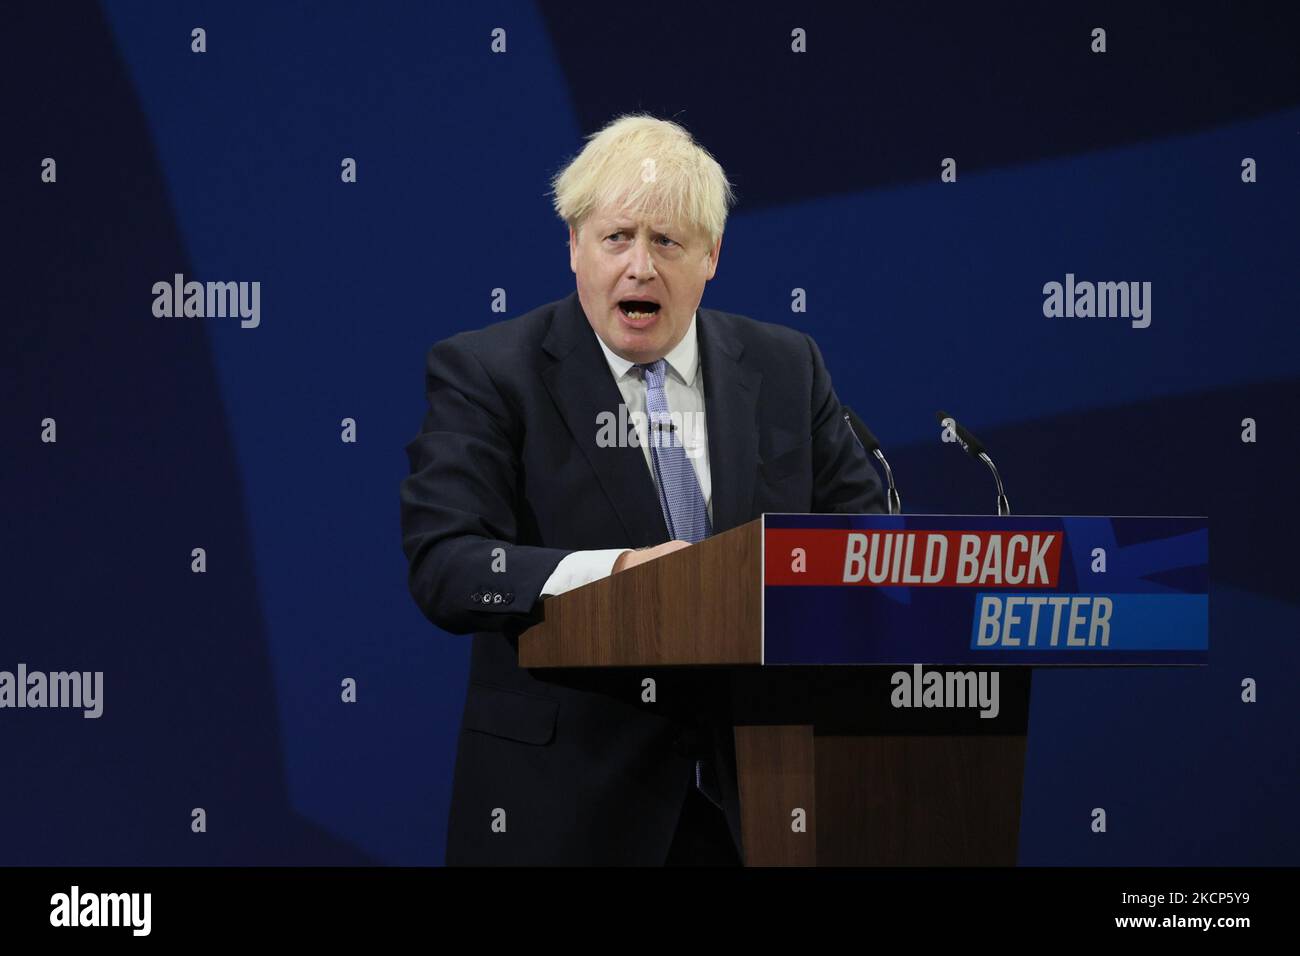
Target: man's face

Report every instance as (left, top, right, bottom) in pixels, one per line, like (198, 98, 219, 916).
(569, 204, 721, 365)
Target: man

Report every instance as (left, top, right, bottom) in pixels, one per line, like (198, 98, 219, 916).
(400, 114, 884, 866)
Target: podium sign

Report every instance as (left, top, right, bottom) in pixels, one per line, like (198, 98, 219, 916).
(762, 514, 1208, 667)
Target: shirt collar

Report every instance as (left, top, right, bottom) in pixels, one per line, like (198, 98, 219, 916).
(595, 311, 700, 387)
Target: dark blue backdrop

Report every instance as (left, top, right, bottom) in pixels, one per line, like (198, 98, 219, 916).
(5, 0, 1297, 865)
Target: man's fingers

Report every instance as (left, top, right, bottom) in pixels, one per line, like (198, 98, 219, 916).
(613, 539, 692, 573)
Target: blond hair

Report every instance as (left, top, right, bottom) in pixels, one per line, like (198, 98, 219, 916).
(549, 113, 736, 249)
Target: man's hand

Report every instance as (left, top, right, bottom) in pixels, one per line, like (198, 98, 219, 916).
(612, 540, 692, 573)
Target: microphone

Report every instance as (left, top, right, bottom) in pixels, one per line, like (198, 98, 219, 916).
(842, 406, 902, 515)
(935, 410, 1010, 516)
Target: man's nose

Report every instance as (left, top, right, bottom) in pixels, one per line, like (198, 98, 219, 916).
(627, 237, 656, 279)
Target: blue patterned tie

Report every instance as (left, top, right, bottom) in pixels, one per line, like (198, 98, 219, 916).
(636, 360, 722, 811)
(637, 360, 712, 544)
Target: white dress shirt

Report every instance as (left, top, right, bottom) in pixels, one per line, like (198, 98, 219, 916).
(540, 311, 711, 598)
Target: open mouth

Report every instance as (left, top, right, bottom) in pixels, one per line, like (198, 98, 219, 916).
(618, 299, 661, 320)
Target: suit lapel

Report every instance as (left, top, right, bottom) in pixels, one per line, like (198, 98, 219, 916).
(698, 307, 761, 533)
(540, 292, 670, 546)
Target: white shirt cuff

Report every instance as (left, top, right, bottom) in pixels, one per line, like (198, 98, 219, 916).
(540, 549, 629, 598)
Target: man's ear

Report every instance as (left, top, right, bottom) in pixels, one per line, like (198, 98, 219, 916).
(568, 225, 578, 274)
(705, 233, 722, 281)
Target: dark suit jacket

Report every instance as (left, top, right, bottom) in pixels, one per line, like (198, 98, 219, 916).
(400, 290, 884, 865)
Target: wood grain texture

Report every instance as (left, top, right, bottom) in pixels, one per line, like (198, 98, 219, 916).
(814, 734, 1027, 866)
(519, 518, 763, 667)
(734, 724, 817, 867)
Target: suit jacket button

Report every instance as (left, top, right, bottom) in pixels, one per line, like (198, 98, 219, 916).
(503, 592, 514, 602)
(470, 591, 481, 603)
(493, 592, 503, 604)
(482, 593, 492, 604)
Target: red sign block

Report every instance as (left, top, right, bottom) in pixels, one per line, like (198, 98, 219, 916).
(764, 529, 1062, 588)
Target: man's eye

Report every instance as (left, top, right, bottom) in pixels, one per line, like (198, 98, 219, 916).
(657, 237, 676, 246)
(606, 232, 626, 241)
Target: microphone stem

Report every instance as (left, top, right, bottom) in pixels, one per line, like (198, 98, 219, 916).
(978, 451, 1010, 516)
(873, 449, 902, 515)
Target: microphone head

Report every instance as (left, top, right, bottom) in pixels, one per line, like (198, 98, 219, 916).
(843, 406, 882, 453)
(935, 410, 987, 458)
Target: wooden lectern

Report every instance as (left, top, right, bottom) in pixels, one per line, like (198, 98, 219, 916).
(519, 517, 1031, 867)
